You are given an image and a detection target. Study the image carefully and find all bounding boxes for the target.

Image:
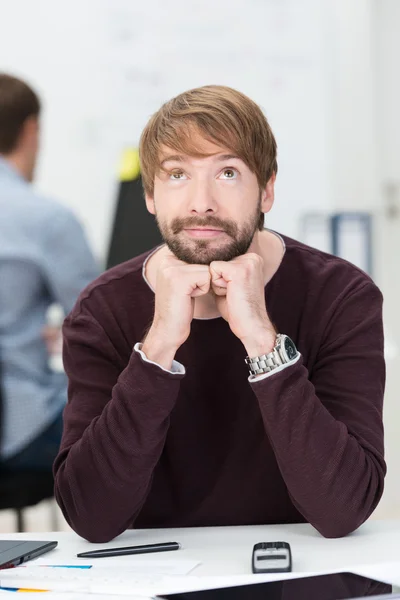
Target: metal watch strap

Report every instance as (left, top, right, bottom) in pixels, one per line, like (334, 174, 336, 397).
(245, 334, 284, 376)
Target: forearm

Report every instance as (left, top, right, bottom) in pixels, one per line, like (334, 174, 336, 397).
(54, 351, 183, 542)
(252, 359, 385, 538)
(142, 324, 180, 371)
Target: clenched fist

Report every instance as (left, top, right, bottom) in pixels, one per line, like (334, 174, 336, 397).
(210, 253, 276, 357)
(142, 254, 211, 369)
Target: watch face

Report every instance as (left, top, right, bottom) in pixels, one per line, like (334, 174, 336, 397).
(283, 336, 298, 361)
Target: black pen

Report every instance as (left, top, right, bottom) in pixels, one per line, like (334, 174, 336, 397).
(77, 541, 181, 558)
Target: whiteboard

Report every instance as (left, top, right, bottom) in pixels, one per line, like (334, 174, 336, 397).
(0, 0, 332, 260)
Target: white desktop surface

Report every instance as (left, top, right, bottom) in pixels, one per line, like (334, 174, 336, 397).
(1, 520, 400, 587)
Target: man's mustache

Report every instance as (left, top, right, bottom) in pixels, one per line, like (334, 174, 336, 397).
(171, 216, 238, 237)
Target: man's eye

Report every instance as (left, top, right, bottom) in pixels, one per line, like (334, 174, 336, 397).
(220, 168, 237, 179)
(169, 171, 186, 180)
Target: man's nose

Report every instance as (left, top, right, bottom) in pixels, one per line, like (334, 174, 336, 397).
(187, 179, 218, 215)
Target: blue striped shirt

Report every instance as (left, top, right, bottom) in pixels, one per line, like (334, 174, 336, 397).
(0, 157, 99, 458)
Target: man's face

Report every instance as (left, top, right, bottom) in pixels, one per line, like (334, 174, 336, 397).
(147, 137, 269, 265)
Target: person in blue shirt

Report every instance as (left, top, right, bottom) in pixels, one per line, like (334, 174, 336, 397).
(0, 73, 99, 469)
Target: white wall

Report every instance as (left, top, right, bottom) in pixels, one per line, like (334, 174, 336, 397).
(0, 0, 332, 262)
(328, 0, 379, 213)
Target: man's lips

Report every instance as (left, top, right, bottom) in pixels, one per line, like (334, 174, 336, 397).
(183, 228, 225, 238)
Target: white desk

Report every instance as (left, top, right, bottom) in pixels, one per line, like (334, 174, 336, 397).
(1, 520, 400, 593)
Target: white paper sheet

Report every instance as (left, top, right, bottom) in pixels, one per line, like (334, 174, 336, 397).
(0, 570, 338, 597)
(0, 567, 201, 595)
(31, 557, 200, 575)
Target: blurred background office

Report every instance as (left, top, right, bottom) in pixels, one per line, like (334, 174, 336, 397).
(0, 0, 398, 530)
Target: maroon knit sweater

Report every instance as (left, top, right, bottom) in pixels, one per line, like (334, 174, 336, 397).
(54, 235, 386, 542)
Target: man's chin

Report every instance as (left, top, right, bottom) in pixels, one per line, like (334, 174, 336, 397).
(165, 239, 246, 265)
(168, 248, 221, 265)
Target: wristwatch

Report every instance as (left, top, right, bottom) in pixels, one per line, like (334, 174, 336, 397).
(245, 334, 298, 376)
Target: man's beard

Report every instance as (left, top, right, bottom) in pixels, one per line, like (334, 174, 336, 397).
(155, 201, 262, 265)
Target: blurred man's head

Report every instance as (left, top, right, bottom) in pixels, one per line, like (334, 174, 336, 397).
(139, 85, 277, 264)
(0, 74, 41, 182)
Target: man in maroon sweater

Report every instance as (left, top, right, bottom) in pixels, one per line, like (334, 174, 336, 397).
(54, 85, 386, 543)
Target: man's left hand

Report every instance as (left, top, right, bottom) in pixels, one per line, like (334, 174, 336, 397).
(210, 254, 276, 357)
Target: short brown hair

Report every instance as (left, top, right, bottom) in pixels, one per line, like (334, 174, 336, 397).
(0, 73, 40, 154)
(139, 85, 277, 230)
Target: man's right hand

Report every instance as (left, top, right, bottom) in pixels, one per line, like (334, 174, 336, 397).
(141, 254, 211, 370)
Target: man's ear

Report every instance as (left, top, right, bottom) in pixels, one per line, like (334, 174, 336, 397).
(260, 173, 276, 215)
(145, 193, 155, 215)
(18, 115, 39, 151)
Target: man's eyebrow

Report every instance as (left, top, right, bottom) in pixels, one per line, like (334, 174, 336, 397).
(160, 153, 242, 167)
(160, 155, 184, 167)
(215, 154, 242, 162)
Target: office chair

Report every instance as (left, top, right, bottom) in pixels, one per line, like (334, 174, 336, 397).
(0, 361, 55, 532)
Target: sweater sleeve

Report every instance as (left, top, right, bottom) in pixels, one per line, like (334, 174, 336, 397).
(250, 280, 386, 538)
(53, 308, 184, 543)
